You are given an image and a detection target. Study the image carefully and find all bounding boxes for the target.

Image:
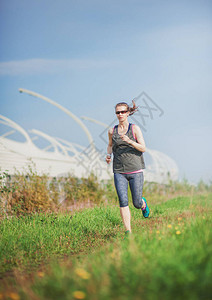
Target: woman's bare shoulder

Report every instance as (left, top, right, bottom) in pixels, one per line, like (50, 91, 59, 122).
(108, 127, 114, 135)
(133, 124, 142, 133)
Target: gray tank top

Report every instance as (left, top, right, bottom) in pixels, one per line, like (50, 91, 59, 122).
(112, 123, 145, 173)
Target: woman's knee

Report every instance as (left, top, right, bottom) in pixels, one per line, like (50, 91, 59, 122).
(133, 200, 142, 209)
(119, 199, 128, 207)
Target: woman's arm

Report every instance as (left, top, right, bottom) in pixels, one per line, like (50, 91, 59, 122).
(120, 125, 146, 152)
(106, 128, 113, 164)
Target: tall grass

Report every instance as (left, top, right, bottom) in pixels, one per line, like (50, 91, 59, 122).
(0, 168, 212, 299)
(0, 206, 121, 274)
(0, 168, 107, 216)
(0, 193, 209, 300)
(0, 193, 211, 299)
(1, 167, 212, 217)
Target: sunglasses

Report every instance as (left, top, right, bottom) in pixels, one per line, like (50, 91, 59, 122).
(115, 110, 128, 115)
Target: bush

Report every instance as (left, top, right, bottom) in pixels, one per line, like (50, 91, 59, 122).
(0, 169, 108, 216)
(2, 167, 57, 216)
(1, 166, 211, 217)
(61, 172, 105, 206)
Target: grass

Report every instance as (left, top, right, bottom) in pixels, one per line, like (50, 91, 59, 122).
(0, 192, 212, 299)
(0, 206, 121, 273)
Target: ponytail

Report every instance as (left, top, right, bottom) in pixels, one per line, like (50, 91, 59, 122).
(128, 100, 138, 116)
(115, 100, 138, 116)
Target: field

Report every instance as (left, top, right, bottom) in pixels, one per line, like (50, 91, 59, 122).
(0, 171, 212, 300)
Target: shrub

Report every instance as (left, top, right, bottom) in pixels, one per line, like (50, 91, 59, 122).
(62, 172, 105, 206)
(1, 166, 211, 217)
(5, 167, 57, 215)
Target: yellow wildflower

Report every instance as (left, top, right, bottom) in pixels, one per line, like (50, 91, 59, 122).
(175, 226, 178, 230)
(176, 231, 181, 235)
(37, 271, 44, 278)
(75, 268, 90, 280)
(167, 224, 172, 228)
(73, 291, 86, 299)
(8, 293, 20, 300)
(156, 230, 160, 234)
(178, 217, 182, 221)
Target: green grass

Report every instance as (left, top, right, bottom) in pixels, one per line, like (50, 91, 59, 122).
(0, 193, 212, 299)
(0, 206, 122, 273)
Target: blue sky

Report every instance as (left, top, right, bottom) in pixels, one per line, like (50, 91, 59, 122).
(0, 0, 212, 183)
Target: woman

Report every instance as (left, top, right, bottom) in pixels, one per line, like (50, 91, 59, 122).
(106, 101, 150, 235)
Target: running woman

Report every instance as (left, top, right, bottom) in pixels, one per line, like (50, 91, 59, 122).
(106, 101, 150, 234)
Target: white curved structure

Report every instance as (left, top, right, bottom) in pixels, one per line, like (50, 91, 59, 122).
(0, 115, 111, 180)
(81, 116, 109, 128)
(29, 129, 69, 157)
(55, 137, 86, 156)
(144, 148, 179, 183)
(0, 89, 179, 183)
(0, 115, 76, 176)
(0, 114, 33, 145)
(19, 88, 95, 149)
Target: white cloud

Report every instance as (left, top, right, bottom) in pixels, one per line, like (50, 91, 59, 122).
(0, 58, 121, 76)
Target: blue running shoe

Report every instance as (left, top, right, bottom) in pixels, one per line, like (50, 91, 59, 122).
(142, 197, 150, 218)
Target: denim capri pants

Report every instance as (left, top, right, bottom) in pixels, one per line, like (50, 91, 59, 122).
(114, 172, 144, 208)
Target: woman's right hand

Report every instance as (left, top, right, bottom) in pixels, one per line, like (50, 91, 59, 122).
(106, 155, 112, 164)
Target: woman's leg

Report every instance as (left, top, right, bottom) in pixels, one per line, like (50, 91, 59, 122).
(114, 173, 131, 232)
(120, 206, 131, 233)
(128, 172, 144, 209)
(129, 172, 150, 217)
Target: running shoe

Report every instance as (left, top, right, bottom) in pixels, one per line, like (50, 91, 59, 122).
(141, 197, 150, 218)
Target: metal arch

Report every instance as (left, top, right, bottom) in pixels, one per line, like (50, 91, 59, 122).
(55, 137, 85, 156)
(0, 120, 16, 137)
(0, 120, 12, 127)
(29, 129, 69, 157)
(19, 88, 95, 149)
(29, 130, 57, 154)
(43, 144, 54, 151)
(1, 130, 16, 138)
(0, 115, 32, 144)
(81, 116, 109, 128)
